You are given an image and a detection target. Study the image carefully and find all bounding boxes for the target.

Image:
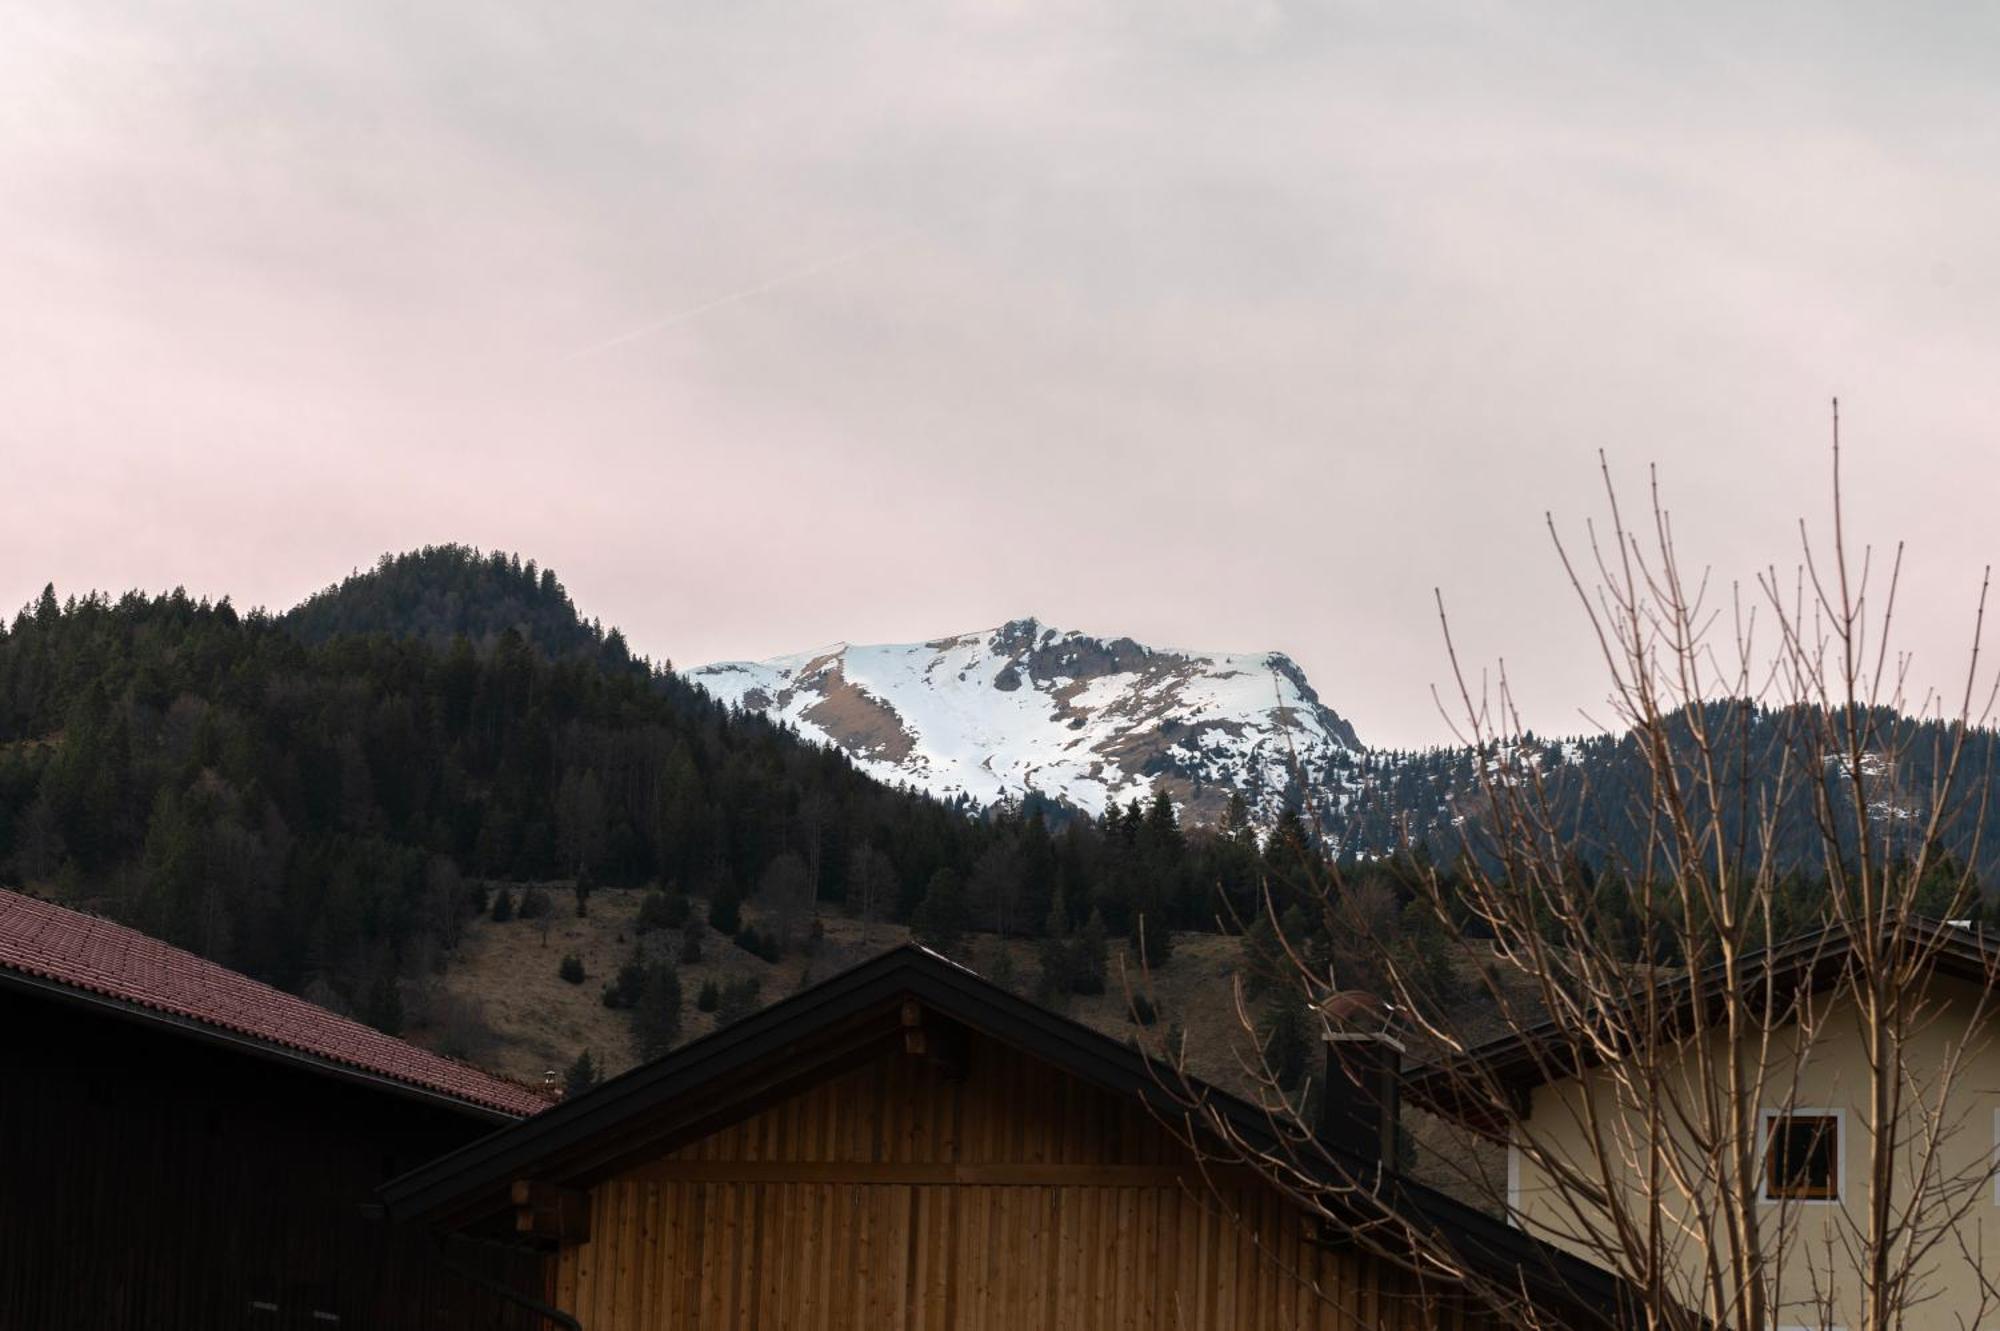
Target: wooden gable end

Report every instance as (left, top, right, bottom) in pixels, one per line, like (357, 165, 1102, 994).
(548, 1028, 1490, 1331)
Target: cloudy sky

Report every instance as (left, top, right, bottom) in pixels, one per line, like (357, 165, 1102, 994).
(4, 2, 1998, 747)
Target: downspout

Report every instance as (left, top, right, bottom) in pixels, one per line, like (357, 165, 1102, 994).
(430, 1231, 584, 1331)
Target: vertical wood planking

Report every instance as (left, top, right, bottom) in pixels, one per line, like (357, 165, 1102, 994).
(549, 1031, 1499, 1331)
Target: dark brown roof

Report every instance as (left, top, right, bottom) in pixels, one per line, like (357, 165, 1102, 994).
(382, 943, 1640, 1328)
(0, 887, 548, 1119)
(1408, 917, 2000, 1132)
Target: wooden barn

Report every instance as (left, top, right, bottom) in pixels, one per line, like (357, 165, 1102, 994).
(0, 887, 549, 1331)
(384, 945, 1631, 1330)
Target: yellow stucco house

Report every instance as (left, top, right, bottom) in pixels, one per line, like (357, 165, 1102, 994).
(1410, 921, 2000, 1331)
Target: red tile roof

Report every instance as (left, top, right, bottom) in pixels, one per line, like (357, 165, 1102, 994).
(0, 888, 549, 1118)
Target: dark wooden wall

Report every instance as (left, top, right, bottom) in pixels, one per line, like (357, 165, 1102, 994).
(0, 987, 545, 1331)
(553, 1031, 1491, 1331)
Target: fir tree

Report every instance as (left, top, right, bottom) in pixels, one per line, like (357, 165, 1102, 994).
(601, 957, 646, 1009)
(636, 890, 673, 933)
(715, 976, 762, 1027)
(564, 1049, 600, 1097)
(632, 962, 683, 1059)
(911, 867, 969, 953)
(1017, 808, 1057, 933)
(1036, 888, 1075, 1000)
(1073, 908, 1109, 995)
(363, 972, 405, 1037)
(708, 884, 743, 935)
(1262, 997, 1312, 1091)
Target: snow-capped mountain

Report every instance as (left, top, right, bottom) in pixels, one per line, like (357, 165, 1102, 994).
(691, 618, 1361, 825)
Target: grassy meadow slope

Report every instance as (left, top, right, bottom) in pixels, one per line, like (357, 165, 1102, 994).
(415, 887, 1503, 1210)
(418, 887, 1257, 1092)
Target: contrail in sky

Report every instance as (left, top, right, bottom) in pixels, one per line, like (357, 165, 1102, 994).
(562, 229, 916, 361)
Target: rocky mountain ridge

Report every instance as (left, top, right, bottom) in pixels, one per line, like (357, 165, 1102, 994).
(693, 618, 1362, 826)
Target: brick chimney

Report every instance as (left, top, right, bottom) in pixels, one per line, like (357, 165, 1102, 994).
(1316, 991, 1402, 1169)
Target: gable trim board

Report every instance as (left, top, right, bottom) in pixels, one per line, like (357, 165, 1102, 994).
(381, 943, 1640, 1327)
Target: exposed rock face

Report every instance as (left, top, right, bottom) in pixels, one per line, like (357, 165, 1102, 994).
(692, 618, 1361, 825)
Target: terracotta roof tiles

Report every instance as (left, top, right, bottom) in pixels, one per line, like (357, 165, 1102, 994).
(0, 887, 548, 1118)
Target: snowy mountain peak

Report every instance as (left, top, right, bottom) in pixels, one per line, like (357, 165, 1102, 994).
(691, 620, 1361, 824)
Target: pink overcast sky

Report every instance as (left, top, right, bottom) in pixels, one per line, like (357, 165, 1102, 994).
(5, 2, 1999, 748)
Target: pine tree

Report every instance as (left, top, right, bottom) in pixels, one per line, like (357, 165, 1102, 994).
(847, 843, 895, 941)
(1074, 908, 1109, 995)
(1018, 808, 1057, 933)
(967, 843, 1023, 938)
(564, 1049, 600, 1097)
(1220, 791, 1257, 849)
(715, 976, 762, 1027)
(1036, 888, 1075, 1000)
(636, 890, 673, 933)
(911, 868, 969, 954)
(1262, 998, 1312, 1091)
(708, 883, 743, 935)
(632, 962, 683, 1060)
(363, 972, 405, 1037)
(1143, 790, 1184, 862)
(601, 957, 646, 1009)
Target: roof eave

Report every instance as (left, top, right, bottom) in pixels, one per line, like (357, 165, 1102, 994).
(376, 945, 1643, 1328)
(0, 965, 528, 1125)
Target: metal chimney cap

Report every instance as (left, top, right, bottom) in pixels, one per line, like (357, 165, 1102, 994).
(1317, 990, 1403, 1045)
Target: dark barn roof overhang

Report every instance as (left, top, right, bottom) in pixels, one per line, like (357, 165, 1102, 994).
(381, 943, 1643, 1328)
(0, 887, 547, 1121)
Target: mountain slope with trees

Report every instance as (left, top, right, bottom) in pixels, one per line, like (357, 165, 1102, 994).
(2, 546, 1990, 1065)
(0, 551, 1278, 1037)
(283, 545, 630, 664)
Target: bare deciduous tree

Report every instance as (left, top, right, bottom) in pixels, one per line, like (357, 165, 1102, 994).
(1155, 415, 2000, 1330)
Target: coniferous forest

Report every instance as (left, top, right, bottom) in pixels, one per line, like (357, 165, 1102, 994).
(3, 546, 1993, 1041)
(0, 548, 1300, 1029)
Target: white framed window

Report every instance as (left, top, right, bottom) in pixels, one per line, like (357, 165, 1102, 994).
(1758, 1108, 1844, 1205)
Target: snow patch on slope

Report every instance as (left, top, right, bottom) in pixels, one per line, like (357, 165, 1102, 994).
(692, 619, 1360, 824)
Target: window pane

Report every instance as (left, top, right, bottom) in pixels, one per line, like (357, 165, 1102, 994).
(1767, 1114, 1838, 1200)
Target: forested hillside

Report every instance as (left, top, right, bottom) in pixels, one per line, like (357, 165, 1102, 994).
(1341, 703, 1998, 890)
(4, 546, 1991, 1058)
(0, 551, 1326, 1034)
(284, 546, 628, 663)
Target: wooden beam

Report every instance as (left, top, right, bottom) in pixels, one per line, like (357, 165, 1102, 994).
(624, 1160, 1262, 1189)
(510, 1179, 590, 1246)
(898, 1003, 970, 1078)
